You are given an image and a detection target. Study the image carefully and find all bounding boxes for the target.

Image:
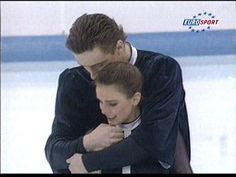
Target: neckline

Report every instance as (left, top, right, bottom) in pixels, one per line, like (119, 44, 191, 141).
(119, 114, 141, 130)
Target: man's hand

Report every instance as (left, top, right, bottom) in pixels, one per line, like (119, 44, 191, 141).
(67, 153, 101, 173)
(83, 123, 124, 152)
(66, 153, 86, 173)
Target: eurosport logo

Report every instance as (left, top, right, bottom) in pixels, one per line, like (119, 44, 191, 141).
(183, 12, 219, 32)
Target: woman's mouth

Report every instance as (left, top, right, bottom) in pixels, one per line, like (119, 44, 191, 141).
(107, 116, 116, 120)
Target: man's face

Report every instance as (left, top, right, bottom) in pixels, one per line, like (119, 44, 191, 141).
(74, 47, 119, 80)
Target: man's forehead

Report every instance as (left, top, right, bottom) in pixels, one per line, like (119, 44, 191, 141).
(74, 47, 111, 66)
(74, 51, 108, 67)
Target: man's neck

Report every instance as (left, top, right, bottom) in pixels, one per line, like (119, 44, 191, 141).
(123, 42, 132, 63)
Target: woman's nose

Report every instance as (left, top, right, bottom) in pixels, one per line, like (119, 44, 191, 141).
(100, 104, 111, 117)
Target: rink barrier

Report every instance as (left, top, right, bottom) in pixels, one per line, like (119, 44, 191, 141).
(1, 29, 235, 62)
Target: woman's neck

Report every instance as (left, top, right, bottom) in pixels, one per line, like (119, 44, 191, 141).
(123, 107, 140, 124)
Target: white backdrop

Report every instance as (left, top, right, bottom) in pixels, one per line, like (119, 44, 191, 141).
(1, 1, 236, 36)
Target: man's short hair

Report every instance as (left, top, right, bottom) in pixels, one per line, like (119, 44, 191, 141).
(66, 13, 127, 54)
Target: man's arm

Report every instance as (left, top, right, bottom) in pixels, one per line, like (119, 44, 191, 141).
(81, 56, 186, 171)
(45, 68, 124, 173)
(44, 69, 88, 173)
(134, 57, 185, 166)
(82, 135, 149, 171)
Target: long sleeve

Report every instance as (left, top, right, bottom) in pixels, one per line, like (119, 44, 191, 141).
(44, 68, 104, 173)
(82, 137, 148, 171)
(134, 55, 185, 165)
(81, 53, 190, 172)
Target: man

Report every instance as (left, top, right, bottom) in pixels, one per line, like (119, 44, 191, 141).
(45, 13, 192, 173)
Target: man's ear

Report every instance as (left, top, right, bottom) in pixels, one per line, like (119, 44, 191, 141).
(116, 40, 125, 51)
(132, 92, 142, 106)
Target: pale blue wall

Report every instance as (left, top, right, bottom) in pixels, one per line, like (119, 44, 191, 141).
(1, 1, 236, 62)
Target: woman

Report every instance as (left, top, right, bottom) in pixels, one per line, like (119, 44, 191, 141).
(95, 61, 161, 173)
(67, 61, 192, 173)
(93, 61, 192, 173)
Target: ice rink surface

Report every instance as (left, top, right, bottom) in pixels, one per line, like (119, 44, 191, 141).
(1, 54, 236, 173)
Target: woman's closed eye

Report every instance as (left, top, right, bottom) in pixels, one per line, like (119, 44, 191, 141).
(108, 103, 118, 107)
(98, 98, 118, 107)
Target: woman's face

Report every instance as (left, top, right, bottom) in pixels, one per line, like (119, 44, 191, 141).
(96, 84, 140, 126)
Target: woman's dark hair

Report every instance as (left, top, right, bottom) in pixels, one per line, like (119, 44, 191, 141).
(95, 62, 143, 98)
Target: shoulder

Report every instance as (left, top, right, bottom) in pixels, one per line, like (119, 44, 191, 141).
(59, 66, 90, 81)
(136, 49, 181, 76)
(58, 66, 92, 90)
